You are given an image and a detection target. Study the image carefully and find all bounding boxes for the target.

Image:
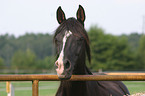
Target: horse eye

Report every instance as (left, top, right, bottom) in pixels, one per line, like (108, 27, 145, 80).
(80, 37, 84, 40)
(55, 38, 58, 42)
(77, 37, 84, 41)
(55, 38, 59, 42)
(55, 38, 61, 44)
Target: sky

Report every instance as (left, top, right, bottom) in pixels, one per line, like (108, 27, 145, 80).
(0, 0, 145, 37)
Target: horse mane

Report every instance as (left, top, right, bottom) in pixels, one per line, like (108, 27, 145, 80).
(53, 18, 91, 63)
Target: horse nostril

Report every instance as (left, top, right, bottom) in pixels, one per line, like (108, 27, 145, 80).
(55, 61, 59, 68)
(65, 60, 71, 70)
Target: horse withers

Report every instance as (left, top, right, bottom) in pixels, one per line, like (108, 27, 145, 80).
(54, 5, 130, 96)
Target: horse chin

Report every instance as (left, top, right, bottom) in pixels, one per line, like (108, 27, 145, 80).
(58, 74, 72, 80)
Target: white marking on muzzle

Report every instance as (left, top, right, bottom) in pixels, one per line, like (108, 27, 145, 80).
(55, 31, 72, 76)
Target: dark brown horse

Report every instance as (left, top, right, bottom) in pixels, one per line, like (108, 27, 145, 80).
(54, 5, 130, 96)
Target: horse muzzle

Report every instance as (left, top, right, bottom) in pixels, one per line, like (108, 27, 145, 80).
(55, 59, 72, 80)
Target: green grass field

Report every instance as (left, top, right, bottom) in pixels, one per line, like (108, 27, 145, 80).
(123, 81, 145, 94)
(0, 81, 59, 96)
(0, 81, 145, 96)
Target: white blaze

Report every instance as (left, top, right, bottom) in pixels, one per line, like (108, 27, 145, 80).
(55, 31, 72, 76)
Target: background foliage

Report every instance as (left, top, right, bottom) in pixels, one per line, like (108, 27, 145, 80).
(0, 25, 145, 73)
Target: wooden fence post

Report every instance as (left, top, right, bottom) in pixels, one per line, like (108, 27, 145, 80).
(32, 80, 39, 96)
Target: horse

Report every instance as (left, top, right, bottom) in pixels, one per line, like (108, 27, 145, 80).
(54, 5, 130, 96)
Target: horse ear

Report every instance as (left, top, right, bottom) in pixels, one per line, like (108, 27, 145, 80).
(57, 6, 66, 24)
(76, 5, 86, 25)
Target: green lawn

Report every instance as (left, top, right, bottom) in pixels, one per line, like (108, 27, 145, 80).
(123, 81, 145, 94)
(0, 81, 145, 96)
(0, 81, 59, 96)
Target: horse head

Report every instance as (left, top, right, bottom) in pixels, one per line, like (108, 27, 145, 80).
(54, 5, 91, 80)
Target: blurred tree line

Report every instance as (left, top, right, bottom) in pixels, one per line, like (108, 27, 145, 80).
(0, 25, 145, 73)
(0, 33, 55, 73)
(87, 26, 143, 71)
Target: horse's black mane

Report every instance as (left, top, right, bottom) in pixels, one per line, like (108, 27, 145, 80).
(54, 18, 91, 63)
